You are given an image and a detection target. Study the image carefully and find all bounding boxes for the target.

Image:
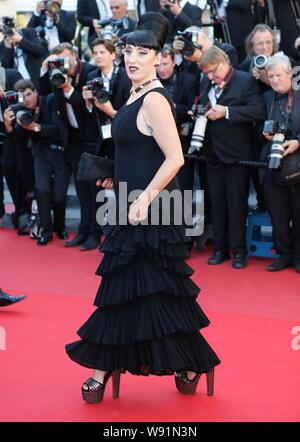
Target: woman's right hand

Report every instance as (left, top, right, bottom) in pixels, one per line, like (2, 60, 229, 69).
(96, 178, 114, 189)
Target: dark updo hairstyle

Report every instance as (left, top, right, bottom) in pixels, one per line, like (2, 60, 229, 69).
(124, 12, 170, 52)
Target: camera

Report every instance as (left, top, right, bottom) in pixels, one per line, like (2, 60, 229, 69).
(4, 91, 34, 126)
(188, 104, 208, 155)
(0, 16, 15, 37)
(86, 78, 110, 103)
(253, 54, 268, 70)
(264, 120, 288, 169)
(96, 18, 124, 41)
(176, 30, 199, 57)
(48, 58, 70, 87)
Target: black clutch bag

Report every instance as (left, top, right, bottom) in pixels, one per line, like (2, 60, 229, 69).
(274, 150, 300, 186)
(76, 152, 114, 182)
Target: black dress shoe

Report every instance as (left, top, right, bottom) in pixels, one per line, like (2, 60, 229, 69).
(0, 289, 26, 307)
(80, 236, 101, 251)
(64, 233, 87, 247)
(267, 255, 292, 272)
(294, 262, 300, 274)
(207, 251, 230, 265)
(37, 235, 53, 246)
(232, 253, 247, 269)
(56, 230, 69, 240)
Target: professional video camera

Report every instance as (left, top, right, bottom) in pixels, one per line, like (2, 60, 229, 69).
(253, 54, 268, 70)
(264, 120, 290, 169)
(4, 91, 34, 126)
(86, 78, 111, 103)
(0, 16, 15, 38)
(48, 58, 70, 87)
(42, 0, 62, 15)
(188, 104, 208, 155)
(176, 30, 199, 57)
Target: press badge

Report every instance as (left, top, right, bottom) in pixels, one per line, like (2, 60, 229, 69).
(101, 124, 112, 139)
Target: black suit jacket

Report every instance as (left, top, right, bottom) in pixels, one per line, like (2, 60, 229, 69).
(260, 88, 300, 162)
(226, 0, 253, 49)
(77, 0, 112, 44)
(162, 2, 202, 43)
(137, 0, 160, 17)
(27, 10, 76, 44)
(200, 69, 266, 163)
(161, 68, 197, 124)
(0, 28, 46, 92)
(0, 68, 23, 134)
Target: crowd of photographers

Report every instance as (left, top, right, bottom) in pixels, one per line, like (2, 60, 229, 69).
(0, 0, 300, 273)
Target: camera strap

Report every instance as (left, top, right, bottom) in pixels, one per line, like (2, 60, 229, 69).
(73, 60, 84, 88)
(269, 88, 294, 127)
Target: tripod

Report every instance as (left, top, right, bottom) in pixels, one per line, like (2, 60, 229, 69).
(206, 0, 232, 45)
(290, 0, 300, 33)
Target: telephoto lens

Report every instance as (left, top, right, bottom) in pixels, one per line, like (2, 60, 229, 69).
(253, 54, 268, 70)
(188, 105, 208, 155)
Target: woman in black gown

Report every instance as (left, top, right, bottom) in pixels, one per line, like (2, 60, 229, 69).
(65, 12, 220, 403)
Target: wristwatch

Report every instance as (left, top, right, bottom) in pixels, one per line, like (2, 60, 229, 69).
(34, 124, 41, 132)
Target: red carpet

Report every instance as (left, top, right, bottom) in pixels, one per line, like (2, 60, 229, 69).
(0, 229, 299, 422)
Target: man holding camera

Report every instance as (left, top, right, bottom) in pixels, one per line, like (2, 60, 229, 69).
(0, 17, 46, 92)
(27, 1, 76, 51)
(261, 55, 300, 273)
(0, 67, 23, 221)
(159, 0, 202, 43)
(109, 0, 137, 38)
(4, 79, 70, 246)
(39, 43, 103, 249)
(77, 0, 112, 45)
(198, 46, 265, 269)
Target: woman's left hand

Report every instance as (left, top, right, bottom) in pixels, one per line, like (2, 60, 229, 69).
(128, 192, 150, 223)
(283, 139, 300, 157)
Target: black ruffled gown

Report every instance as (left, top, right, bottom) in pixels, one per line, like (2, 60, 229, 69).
(65, 88, 220, 376)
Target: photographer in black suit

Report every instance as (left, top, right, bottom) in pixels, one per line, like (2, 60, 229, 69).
(4, 79, 70, 245)
(137, 0, 160, 17)
(80, 38, 131, 249)
(261, 55, 300, 273)
(199, 46, 265, 268)
(27, 1, 76, 51)
(77, 0, 112, 45)
(159, 0, 202, 43)
(38, 43, 98, 249)
(0, 67, 23, 220)
(0, 17, 46, 91)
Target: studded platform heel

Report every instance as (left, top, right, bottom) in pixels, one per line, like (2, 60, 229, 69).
(175, 368, 214, 396)
(81, 370, 121, 403)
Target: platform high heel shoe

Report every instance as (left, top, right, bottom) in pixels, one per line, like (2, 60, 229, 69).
(81, 370, 121, 403)
(175, 368, 214, 396)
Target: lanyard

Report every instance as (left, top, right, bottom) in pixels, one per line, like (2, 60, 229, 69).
(269, 88, 293, 127)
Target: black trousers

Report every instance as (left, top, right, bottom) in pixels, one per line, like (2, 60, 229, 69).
(263, 171, 300, 263)
(34, 147, 70, 237)
(206, 163, 250, 254)
(0, 139, 4, 215)
(2, 139, 35, 217)
(67, 142, 102, 238)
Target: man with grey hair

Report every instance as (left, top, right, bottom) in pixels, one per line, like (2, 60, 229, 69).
(261, 54, 300, 273)
(197, 46, 265, 269)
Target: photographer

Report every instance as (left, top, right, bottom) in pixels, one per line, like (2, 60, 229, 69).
(198, 46, 265, 269)
(0, 67, 23, 221)
(239, 24, 280, 92)
(0, 17, 46, 91)
(109, 0, 137, 38)
(77, 0, 112, 45)
(39, 43, 102, 249)
(173, 26, 238, 79)
(261, 55, 300, 273)
(80, 38, 131, 249)
(159, 0, 202, 43)
(27, 1, 76, 51)
(4, 79, 70, 245)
